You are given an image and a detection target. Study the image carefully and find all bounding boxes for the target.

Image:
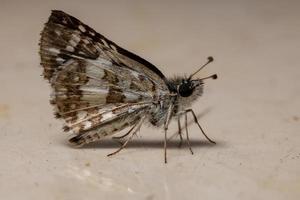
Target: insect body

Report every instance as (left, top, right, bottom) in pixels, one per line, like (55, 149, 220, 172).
(39, 10, 217, 163)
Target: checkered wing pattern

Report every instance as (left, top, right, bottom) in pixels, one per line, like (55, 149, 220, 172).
(39, 10, 169, 145)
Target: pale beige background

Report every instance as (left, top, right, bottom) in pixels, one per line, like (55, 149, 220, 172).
(0, 0, 299, 200)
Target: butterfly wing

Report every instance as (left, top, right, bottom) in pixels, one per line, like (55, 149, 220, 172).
(40, 10, 168, 92)
(39, 10, 170, 145)
(67, 102, 150, 146)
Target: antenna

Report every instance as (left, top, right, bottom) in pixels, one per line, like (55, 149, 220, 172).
(189, 56, 214, 79)
(198, 74, 218, 81)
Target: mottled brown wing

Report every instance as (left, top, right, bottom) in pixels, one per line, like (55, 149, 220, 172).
(50, 59, 154, 116)
(67, 102, 150, 146)
(39, 10, 170, 145)
(46, 58, 155, 145)
(40, 10, 169, 92)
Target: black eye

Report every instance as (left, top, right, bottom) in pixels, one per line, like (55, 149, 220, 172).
(178, 82, 194, 97)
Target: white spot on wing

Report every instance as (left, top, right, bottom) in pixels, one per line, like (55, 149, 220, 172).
(80, 86, 108, 94)
(56, 57, 65, 63)
(110, 45, 117, 51)
(73, 76, 80, 82)
(91, 58, 112, 66)
(66, 46, 75, 52)
(82, 39, 90, 44)
(84, 121, 92, 129)
(130, 71, 140, 79)
(124, 92, 138, 101)
(72, 34, 81, 43)
(89, 31, 95, 36)
(128, 108, 135, 113)
(55, 30, 61, 36)
(77, 111, 88, 120)
(101, 112, 114, 122)
(69, 40, 78, 47)
(78, 25, 86, 32)
(48, 48, 60, 54)
(101, 39, 109, 48)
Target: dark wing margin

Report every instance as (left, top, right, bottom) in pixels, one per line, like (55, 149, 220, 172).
(40, 10, 167, 83)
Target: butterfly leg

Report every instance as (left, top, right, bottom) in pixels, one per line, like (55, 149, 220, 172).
(177, 116, 183, 148)
(107, 118, 144, 157)
(184, 111, 194, 155)
(107, 126, 136, 157)
(112, 123, 141, 145)
(185, 109, 216, 144)
(164, 127, 168, 163)
(164, 103, 174, 164)
(112, 130, 131, 140)
(112, 138, 124, 146)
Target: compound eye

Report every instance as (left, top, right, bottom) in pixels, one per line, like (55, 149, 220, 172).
(178, 82, 194, 97)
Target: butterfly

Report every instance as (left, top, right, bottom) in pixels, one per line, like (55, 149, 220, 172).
(39, 10, 217, 163)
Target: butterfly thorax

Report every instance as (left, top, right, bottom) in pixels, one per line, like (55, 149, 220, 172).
(148, 77, 203, 127)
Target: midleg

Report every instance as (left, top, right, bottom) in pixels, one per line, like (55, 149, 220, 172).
(177, 116, 183, 147)
(107, 117, 145, 157)
(184, 111, 194, 154)
(185, 109, 216, 144)
(164, 103, 174, 163)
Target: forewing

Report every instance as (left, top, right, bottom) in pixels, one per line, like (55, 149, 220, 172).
(40, 10, 169, 92)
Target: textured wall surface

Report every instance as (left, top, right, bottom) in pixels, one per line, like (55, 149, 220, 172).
(0, 1, 299, 199)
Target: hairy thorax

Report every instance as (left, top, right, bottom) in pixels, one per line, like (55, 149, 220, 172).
(148, 76, 204, 127)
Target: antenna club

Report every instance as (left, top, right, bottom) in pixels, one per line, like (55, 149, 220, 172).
(212, 74, 218, 79)
(208, 56, 214, 62)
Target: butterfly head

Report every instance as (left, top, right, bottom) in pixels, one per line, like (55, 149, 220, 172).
(178, 74, 217, 97)
(168, 57, 217, 112)
(177, 56, 217, 98)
